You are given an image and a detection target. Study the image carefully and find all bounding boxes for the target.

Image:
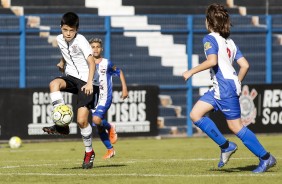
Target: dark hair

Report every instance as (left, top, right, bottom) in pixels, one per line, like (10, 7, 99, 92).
(89, 38, 103, 47)
(60, 12, 79, 28)
(206, 3, 231, 39)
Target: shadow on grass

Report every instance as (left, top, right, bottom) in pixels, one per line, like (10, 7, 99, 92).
(209, 165, 277, 173)
(209, 165, 258, 172)
(64, 164, 127, 170)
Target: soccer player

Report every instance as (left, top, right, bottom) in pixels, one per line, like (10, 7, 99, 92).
(182, 3, 276, 173)
(42, 12, 96, 169)
(89, 38, 128, 160)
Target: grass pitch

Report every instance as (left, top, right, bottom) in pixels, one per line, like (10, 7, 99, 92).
(0, 134, 281, 184)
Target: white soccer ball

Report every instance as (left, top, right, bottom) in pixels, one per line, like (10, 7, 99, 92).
(9, 136, 22, 149)
(52, 104, 73, 127)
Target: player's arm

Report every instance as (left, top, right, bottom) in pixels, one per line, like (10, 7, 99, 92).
(119, 69, 128, 100)
(57, 57, 66, 73)
(237, 57, 249, 82)
(82, 55, 95, 95)
(182, 54, 217, 81)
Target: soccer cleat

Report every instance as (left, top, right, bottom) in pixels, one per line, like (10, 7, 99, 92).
(42, 125, 70, 135)
(103, 148, 116, 160)
(82, 150, 95, 169)
(218, 142, 238, 168)
(253, 154, 277, 173)
(108, 123, 118, 144)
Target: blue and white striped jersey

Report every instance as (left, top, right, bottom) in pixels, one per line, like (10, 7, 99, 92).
(95, 58, 120, 107)
(203, 32, 243, 99)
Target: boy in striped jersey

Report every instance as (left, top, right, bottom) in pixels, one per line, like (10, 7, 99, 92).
(89, 38, 128, 160)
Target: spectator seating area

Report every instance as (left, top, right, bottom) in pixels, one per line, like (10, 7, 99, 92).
(1, 0, 282, 136)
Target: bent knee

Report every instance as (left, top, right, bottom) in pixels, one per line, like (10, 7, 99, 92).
(190, 111, 201, 123)
(49, 79, 65, 91)
(92, 116, 102, 125)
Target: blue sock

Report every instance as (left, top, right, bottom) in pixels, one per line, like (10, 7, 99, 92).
(101, 119, 111, 130)
(194, 117, 227, 146)
(236, 126, 267, 158)
(97, 126, 112, 149)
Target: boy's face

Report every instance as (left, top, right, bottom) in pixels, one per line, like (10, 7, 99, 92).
(61, 25, 77, 42)
(90, 42, 103, 58)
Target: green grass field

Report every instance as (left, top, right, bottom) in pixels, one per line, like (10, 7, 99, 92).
(0, 134, 281, 184)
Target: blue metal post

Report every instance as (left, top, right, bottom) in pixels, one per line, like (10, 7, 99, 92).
(19, 16, 26, 88)
(104, 16, 111, 60)
(266, 15, 272, 83)
(186, 16, 193, 137)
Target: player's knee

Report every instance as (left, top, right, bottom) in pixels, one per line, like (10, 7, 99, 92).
(76, 117, 88, 128)
(49, 80, 58, 91)
(190, 111, 199, 123)
(92, 116, 102, 126)
(227, 119, 243, 134)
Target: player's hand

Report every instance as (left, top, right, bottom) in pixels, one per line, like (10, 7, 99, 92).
(182, 70, 192, 81)
(121, 89, 128, 100)
(57, 61, 65, 73)
(81, 83, 93, 95)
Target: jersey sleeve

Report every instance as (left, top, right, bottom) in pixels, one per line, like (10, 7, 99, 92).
(108, 60, 120, 76)
(78, 35, 93, 59)
(203, 34, 219, 56)
(235, 45, 244, 61)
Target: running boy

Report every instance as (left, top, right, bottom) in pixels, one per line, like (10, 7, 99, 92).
(89, 38, 128, 160)
(182, 3, 276, 173)
(42, 12, 96, 169)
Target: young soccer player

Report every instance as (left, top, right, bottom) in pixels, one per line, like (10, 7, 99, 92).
(182, 3, 276, 173)
(89, 38, 128, 160)
(42, 12, 96, 169)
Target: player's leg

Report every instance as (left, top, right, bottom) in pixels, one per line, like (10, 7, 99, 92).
(43, 77, 70, 135)
(191, 99, 237, 168)
(227, 119, 276, 173)
(191, 99, 229, 149)
(92, 109, 116, 159)
(96, 123, 116, 160)
(93, 105, 118, 144)
(77, 107, 95, 169)
(49, 78, 67, 106)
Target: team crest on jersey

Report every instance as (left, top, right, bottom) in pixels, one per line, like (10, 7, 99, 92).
(204, 42, 212, 50)
(239, 85, 258, 126)
(71, 45, 78, 53)
(100, 68, 106, 74)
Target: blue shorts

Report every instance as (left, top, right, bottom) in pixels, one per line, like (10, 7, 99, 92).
(200, 90, 241, 120)
(92, 105, 110, 119)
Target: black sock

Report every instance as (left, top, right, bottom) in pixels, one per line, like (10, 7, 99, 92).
(261, 152, 270, 160)
(219, 140, 229, 149)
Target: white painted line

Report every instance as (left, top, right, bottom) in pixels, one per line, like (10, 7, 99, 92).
(0, 173, 279, 177)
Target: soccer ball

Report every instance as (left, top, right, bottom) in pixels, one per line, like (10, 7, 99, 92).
(9, 136, 22, 149)
(52, 104, 73, 127)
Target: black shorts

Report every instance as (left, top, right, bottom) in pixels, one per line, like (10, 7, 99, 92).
(55, 75, 99, 109)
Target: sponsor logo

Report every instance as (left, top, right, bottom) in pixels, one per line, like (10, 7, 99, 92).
(222, 109, 230, 112)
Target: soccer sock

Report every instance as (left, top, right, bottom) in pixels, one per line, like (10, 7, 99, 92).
(236, 126, 268, 158)
(101, 119, 111, 130)
(97, 126, 113, 149)
(80, 123, 93, 152)
(50, 91, 65, 107)
(194, 117, 227, 147)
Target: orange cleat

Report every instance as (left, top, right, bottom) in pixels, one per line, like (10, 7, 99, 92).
(108, 123, 118, 144)
(103, 148, 116, 160)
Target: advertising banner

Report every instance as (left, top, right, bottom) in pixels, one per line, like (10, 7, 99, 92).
(209, 84, 282, 134)
(0, 86, 159, 140)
